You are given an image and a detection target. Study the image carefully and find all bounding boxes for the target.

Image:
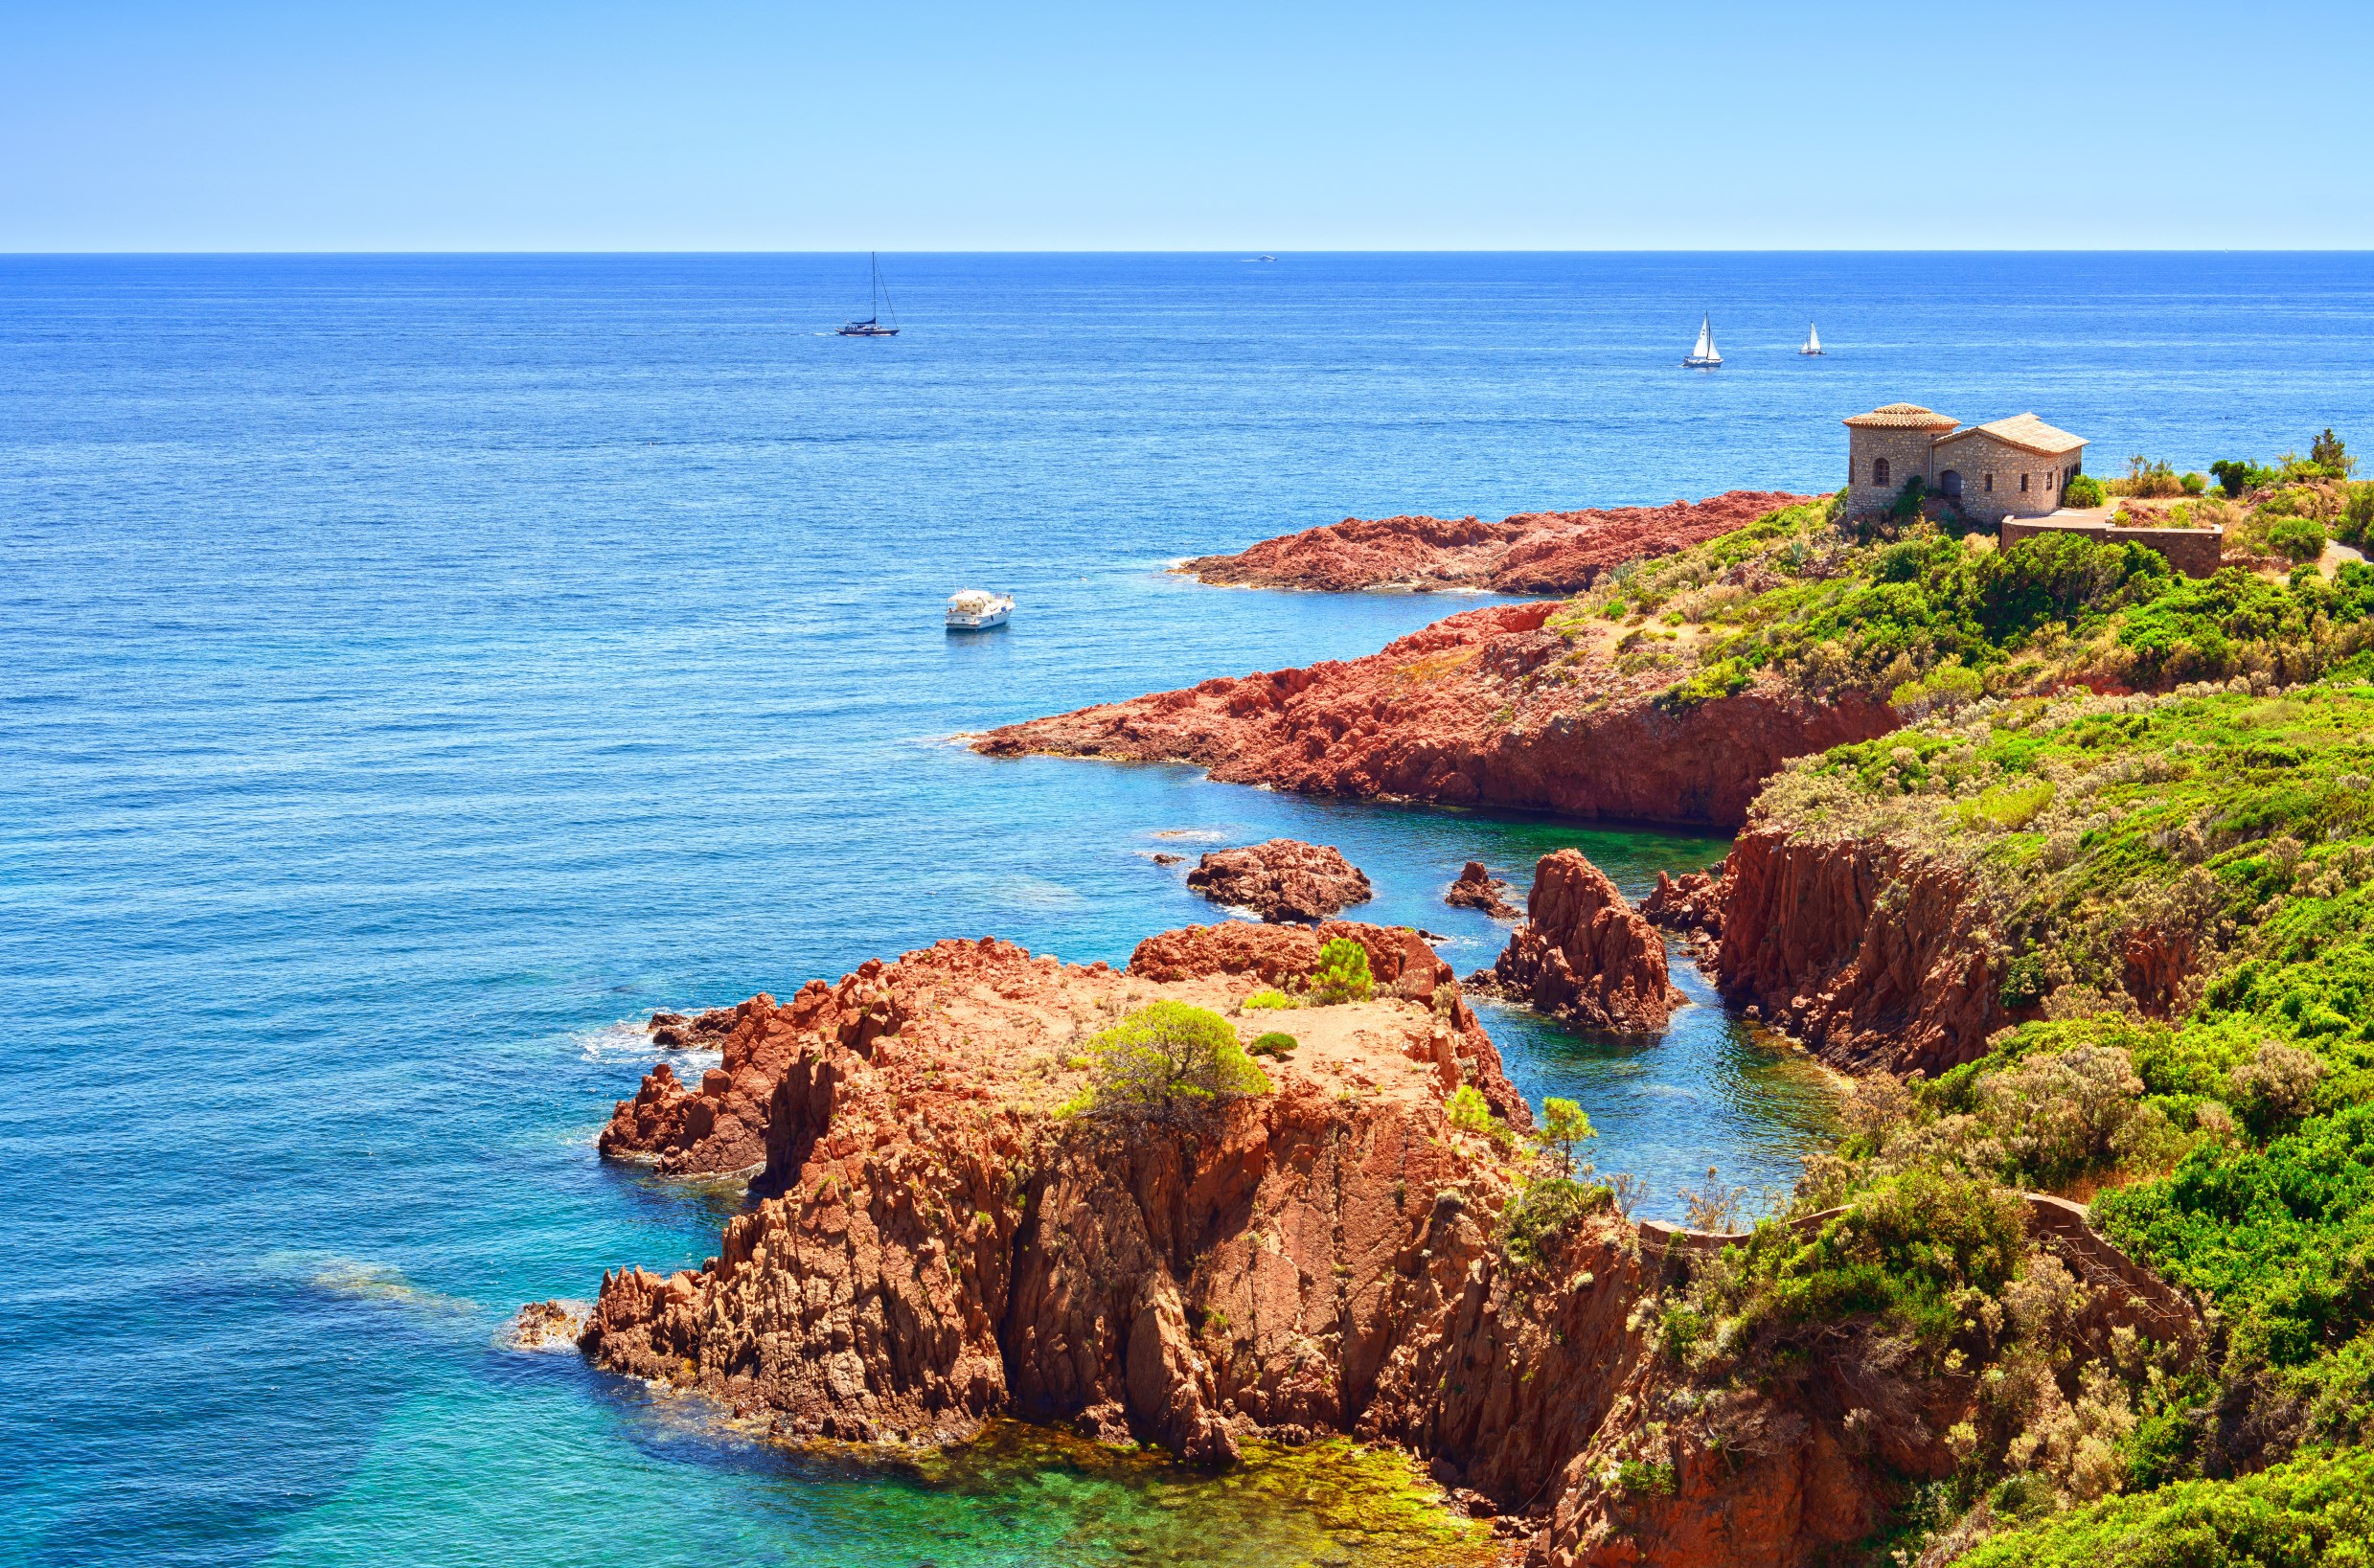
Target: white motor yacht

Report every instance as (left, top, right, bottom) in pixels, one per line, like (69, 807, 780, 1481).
(946, 590, 1014, 630)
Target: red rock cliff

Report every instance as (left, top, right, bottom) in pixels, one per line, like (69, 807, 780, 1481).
(576, 932, 1910, 1566)
(1710, 825, 2010, 1076)
(974, 602, 1896, 829)
(1480, 851, 1684, 1033)
(1180, 491, 1811, 595)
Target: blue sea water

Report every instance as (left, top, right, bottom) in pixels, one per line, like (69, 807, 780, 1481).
(5, 252, 2373, 1567)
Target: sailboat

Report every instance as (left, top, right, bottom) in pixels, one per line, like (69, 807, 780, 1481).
(836, 253, 900, 337)
(1682, 314, 1722, 368)
(1799, 322, 1824, 356)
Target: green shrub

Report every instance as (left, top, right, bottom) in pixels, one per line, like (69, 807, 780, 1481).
(2182, 470, 2208, 495)
(1501, 1174, 1609, 1268)
(1065, 1001, 1270, 1121)
(2064, 472, 2107, 508)
(2212, 459, 2279, 497)
(1954, 1444, 2374, 1567)
(1613, 1460, 1678, 1497)
(1308, 937, 1374, 1004)
(2270, 515, 2328, 564)
(1241, 989, 1298, 1011)
(1246, 1031, 1297, 1058)
(2342, 483, 2374, 548)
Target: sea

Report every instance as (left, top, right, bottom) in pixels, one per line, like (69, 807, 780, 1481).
(6, 252, 2372, 1566)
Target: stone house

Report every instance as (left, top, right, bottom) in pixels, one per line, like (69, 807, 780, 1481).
(1843, 403, 2089, 525)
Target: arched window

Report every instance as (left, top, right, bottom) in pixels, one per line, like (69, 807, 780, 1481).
(1872, 457, 1890, 488)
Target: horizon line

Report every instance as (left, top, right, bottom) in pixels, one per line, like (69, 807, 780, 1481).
(6, 246, 2374, 259)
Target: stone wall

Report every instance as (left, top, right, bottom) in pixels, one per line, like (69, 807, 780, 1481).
(1935, 431, 2084, 526)
(1844, 426, 1940, 515)
(2000, 517, 2224, 579)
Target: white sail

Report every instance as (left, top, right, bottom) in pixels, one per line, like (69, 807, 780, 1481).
(1685, 314, 1721, 365)
(1804, 323, 1821, 353)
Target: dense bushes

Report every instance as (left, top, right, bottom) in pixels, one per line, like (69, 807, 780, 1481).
(1956, 1445, 2374, 1567)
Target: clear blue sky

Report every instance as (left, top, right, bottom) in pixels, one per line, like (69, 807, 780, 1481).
(4, 0, 2368, 251)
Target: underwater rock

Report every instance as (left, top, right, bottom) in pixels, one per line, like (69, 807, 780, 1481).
(1473, 851, 1683, 1033)
(1184, 838, 1374, 923)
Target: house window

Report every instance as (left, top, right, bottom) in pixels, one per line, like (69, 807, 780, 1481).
(2020, 472, 2030, 493)
(1984, 473, 1994, 493)
(1873, 457, 1890, 488)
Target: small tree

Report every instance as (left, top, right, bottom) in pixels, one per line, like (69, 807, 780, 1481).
(1448, 1083, 1514, 1151)
(1308, 937, 1374, 1004)
(2209, 460, 2255, 498)
(2312, 427, 2356, 478)
(1531, 1097, 1598, 1180)
(2063, 472, 2106, 508)
(1070, 1000, 1269, 1121)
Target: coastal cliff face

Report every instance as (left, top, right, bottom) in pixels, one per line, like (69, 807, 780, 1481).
(1480, 851, 1684, 1034)
(974, 602, 1897, 829)
(578, 931, 1911, 1567)
(1709, 825, 2009, 1077)
(1178, 491, 1810, 595)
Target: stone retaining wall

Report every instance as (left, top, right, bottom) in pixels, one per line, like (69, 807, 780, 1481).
(2001, 516, 2224, 579)
(1637, 1191, 2203, 1352)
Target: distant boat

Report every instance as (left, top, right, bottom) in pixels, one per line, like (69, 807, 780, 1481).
(1799, 322, 1824, 356)
(836, 253, 900, 337)
(1683, 314, 1722, 368)
(946, 590, 1013, 630)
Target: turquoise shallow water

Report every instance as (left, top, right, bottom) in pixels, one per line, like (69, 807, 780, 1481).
(6, 253, 2374, 1565)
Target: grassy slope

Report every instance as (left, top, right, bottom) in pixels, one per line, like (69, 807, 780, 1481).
(1527, 483, 2374, 1562)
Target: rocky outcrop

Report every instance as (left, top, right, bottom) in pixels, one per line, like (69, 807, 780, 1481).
(598, 966, 934, 1176)
(1184, 838, 1373, 922)
(1178, 491, 1811, 595)
(975, 602, 1897, 829)
(1710, 826, 2009, 1077)
(1475, 851, 1684, 1033)
(1446, 861, 1520, 920)
(1641, 869, 1724, 939)
(576, 930, 1929, 1566)
(580, 935, 1541, 1457)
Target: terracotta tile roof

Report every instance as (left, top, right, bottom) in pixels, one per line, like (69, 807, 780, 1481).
(1937, 413, 2088, 456)
(1842, 402, 1960, 431)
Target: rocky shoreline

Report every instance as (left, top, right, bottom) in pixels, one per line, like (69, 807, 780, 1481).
(1178, 490, 1810, 595)
(557, 485, 2374, 1566)
(972, 601, 1897, 829)
(564, 920, 1929, 1566)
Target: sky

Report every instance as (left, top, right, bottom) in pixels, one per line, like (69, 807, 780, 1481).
(3, 0, 2370, 251)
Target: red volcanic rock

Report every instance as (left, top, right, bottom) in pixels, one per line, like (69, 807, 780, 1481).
(1445, 861, 1520, 920)
(1711, 826, 2010, 1077)
(598, 966, 927, 1176)
(1480, 851, 1683, 1033)
(1125, 920, 1527, 1127)
(973, 601, 1897, 830)
(1179, 490, 1812, 596)
(1184, 838, 1374, 922)
(575, 929, 1940, 1566)
(1641, 868, 1725, 938)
